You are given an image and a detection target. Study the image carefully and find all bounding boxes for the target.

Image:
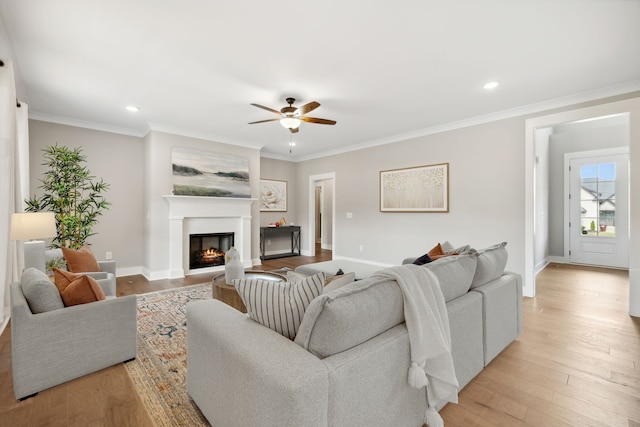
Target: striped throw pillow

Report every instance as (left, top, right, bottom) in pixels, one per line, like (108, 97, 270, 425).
(234, 272, 325, 339)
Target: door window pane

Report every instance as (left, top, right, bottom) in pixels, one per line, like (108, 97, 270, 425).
(579, 163, 616, 237)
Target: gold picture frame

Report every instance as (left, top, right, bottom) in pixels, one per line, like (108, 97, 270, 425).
(380, 163, 449, 212)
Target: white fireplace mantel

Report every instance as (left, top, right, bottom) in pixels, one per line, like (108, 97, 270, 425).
(163, 195, 256, 278)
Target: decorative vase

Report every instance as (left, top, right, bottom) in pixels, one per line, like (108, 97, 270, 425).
(224, 247, 245, 284)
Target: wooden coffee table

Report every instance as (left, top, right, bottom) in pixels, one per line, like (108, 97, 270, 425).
(212, 270, 287, 313)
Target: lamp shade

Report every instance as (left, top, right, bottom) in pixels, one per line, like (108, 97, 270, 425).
(10, 212, 57, 240)
(280, 117, 301, 129)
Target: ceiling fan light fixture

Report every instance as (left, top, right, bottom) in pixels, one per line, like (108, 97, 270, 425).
(280, 117, 301, 129)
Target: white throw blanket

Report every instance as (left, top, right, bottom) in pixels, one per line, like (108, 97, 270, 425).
(374, 265, 459, 427)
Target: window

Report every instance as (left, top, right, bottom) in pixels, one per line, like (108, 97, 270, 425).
(579, 162, 615, 237)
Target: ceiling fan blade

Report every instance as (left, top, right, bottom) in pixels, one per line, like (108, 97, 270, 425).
(300, 116, 336, 125)
(289, 127, 299, 134)
(296, 101, 320, 116)
(248, 118, 281, 124)
(250, 103, 281, 115)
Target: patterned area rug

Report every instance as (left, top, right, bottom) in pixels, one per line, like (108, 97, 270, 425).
(125, 284, 212, 427)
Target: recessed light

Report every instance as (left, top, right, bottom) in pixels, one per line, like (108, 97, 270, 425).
(483, 81, 499, 90)
(125, 105, 140, 112)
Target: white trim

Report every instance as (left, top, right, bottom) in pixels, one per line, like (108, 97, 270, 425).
(29, 110, 146, 137)
(308, 173, 335, 257)
(563, 147, 629, 265)
(525, 97, 640, 299)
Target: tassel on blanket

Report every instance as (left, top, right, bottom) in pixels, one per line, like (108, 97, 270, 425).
(408, 361, 429, 388)
(424, 407, 444, 427)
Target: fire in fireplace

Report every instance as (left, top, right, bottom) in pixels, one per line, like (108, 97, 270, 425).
(189, 232, 234, 270)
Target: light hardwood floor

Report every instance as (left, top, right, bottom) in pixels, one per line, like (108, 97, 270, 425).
(1, 255, 639, 426)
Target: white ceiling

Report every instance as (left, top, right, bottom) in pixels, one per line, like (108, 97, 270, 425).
(1, 0, 639, 161)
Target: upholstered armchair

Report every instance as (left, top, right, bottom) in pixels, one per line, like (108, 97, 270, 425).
(10, 268, 137, 400)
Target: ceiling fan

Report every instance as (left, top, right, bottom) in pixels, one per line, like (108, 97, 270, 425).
(248, 97, 336, 133)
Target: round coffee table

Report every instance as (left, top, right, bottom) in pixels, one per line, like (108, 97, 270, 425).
(212, 270, 287, 313)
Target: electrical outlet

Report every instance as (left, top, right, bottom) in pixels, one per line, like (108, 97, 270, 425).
(359, 245, 364, 252)
(267, 239, 271, 245)
(105, 251, 113, 260)
(346, 212, 353, 219)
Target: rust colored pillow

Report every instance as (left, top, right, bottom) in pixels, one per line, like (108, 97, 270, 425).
(53, 268, 106, 306)
(61, 245, 100, 272)
(428, 243, 445, 258)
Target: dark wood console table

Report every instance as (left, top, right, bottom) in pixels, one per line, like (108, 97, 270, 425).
(259, 226, 301, 260)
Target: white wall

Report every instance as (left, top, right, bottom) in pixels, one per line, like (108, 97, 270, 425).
(29, 120, 145, 275)
(533, 127, 551, 271)
(143, 131, 261, 278)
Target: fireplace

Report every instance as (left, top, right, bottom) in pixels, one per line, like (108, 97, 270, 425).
(189, 232, 234, 270)
(163, 195, 253, 279)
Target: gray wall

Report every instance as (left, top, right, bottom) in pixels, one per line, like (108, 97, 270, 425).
(28, 120, 145, 274)
(294, 117, 526, 275)
(259, 157, 298, 256)
(548, 121, 629, 256)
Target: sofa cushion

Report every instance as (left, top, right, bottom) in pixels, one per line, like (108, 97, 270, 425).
(61, 245, 100, 272)
(53, 268, 106, 306)
(20, 267, 64, 313)
(424, 254, 478, 302)
(470, 242, 508, 289)
(295, 276, 405, 358)
(235, 272, 325, 339)
(324, 272, 356, 292)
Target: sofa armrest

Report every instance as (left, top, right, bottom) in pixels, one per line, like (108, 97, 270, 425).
(187, 300, 329, 427)
(98, 260, 116, 276)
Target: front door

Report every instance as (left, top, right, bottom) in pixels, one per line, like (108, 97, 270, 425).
(568, 152, 629, 268)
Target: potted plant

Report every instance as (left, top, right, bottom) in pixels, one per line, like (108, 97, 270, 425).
(25, 145, 110, 249)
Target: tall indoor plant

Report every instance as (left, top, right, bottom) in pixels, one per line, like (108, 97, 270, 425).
(25, 144, 110, 249)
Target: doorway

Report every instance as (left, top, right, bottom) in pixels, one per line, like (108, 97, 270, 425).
(307, 173, 335, 257)
(525, 100, 637, 298)
(565, 149, 629, 268)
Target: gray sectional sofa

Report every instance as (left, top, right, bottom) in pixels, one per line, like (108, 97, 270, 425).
(187, 244, 522, 426)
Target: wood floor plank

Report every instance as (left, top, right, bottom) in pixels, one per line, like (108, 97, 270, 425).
(1, 258, 639, 426)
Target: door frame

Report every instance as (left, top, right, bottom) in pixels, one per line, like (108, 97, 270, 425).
(563, 147, 629, 266)
(307, 172, 335, 257)
(525, 98, 638, 298)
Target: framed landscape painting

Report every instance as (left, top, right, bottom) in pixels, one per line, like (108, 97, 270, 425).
(260, 179, 287, 211)
(380, 163, 449, 212)
(171, 147, 250, 198)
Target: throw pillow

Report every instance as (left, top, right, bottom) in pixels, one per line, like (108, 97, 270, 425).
(324, 272, 356, 292)
(20, 267, 65, 313)
(412, 253, 432, 266)
(469, 242, 509, 289)
(61, 245, 100, 272)
(441, 241, 471, 255)
(234, 272, 325, 339)
(53, 268, 106, 306)
(286, 270, 308, 282)
(428, 243, 456, 260)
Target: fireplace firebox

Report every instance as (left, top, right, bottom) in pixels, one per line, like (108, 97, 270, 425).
(189, 232, 234, 270)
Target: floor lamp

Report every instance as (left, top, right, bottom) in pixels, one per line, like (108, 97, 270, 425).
(10, 212, 57, 273)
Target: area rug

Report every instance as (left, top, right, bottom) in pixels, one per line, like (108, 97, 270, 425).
(125, 284, 212, 427)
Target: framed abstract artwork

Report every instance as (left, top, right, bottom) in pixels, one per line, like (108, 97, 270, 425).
(260, 179, 288, 211)
(380, 163, 449, 212)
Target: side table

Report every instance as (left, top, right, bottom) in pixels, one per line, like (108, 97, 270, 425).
(212, 270, 287, 313)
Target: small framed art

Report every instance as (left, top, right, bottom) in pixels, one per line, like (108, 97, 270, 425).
(260, 179, 288, 211)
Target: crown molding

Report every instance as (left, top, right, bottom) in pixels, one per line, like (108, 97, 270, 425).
(293, 80, 640, 162)
(29, 111, 145, 137)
